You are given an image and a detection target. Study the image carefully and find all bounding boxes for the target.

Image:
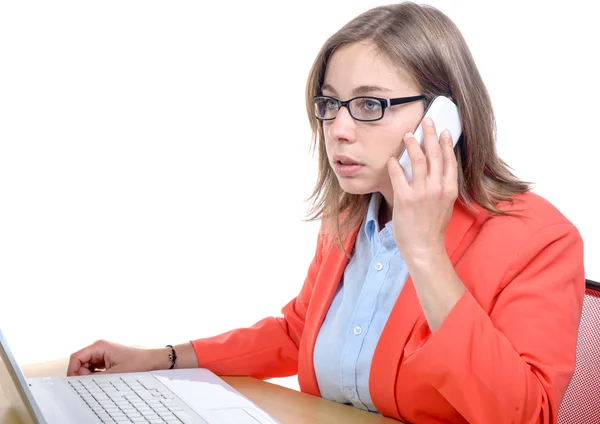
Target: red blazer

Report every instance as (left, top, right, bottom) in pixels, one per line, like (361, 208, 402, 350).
(191, 192, 584, 423)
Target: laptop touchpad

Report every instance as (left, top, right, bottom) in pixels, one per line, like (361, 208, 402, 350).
(201, 408, 260, 424)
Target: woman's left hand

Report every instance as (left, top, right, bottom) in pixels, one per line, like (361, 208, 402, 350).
(386, 117, 458, 264)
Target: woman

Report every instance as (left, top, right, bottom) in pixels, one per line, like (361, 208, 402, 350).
(67, 3, 584, 423)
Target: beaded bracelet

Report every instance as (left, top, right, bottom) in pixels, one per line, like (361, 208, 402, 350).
(166, 344, 177, 369)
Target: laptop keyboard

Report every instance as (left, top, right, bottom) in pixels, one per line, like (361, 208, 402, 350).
(68, 375, 187, 423)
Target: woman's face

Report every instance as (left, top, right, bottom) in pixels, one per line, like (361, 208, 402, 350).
(322, 42, 425, 201)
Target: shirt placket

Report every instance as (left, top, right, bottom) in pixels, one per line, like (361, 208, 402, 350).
(340, 233, 391, 410)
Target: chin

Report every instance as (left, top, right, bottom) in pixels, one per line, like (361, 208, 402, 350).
(337, 177, 376, 195)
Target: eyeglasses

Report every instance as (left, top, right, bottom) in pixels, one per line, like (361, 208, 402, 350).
(313, 94, 427, 122)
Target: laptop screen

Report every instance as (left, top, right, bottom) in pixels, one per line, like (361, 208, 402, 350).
(0, 328, 47, 424)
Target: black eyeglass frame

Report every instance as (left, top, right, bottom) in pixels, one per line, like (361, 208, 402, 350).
(313, 94, 428, 122)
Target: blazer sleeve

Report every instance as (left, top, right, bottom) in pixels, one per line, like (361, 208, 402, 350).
(402, 222, 585, 424)
(189, 226, 325, 380)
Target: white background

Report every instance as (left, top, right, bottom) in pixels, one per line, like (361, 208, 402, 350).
(1, 1, 598, 391)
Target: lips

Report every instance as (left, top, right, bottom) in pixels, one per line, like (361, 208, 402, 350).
(333, 154, 362, 166)
(332, 154, 365, 177)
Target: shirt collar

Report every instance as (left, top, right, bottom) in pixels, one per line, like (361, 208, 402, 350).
(364, 192, 382, 241)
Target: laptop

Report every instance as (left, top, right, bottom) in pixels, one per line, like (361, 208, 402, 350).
(0, 329, 280, 424)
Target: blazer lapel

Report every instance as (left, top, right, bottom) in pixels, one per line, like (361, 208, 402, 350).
(298, 223, 361, 396)
(370, 201, 480, 419)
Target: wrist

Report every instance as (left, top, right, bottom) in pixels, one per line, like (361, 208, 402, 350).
(146, 347, 172, 371)
(403, 243, 447, 268)
(147, 343, 198, 370)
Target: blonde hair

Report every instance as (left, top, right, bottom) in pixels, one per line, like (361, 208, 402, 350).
(304, 2, 530, 242)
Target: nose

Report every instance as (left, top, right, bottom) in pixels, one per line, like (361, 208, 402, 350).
(327, 106, 357, 144)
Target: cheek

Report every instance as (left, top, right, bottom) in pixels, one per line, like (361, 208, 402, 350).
(369, 124, 410, 160)
(379, 109, 422, 156)
(323, 131, 332, 154)
(381, 130, 405, 157)
(323, 125, 336, 155)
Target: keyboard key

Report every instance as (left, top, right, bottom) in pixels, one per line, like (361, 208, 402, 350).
(118, 390, 136, 397)
(136, 389, 154, 400)
(142, 410, 159, 418)
(138, 378, 162, 390)
(161, 412, 177, 420)
(109, 393, 125, 402)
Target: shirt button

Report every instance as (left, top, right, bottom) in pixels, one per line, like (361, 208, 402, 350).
(353, 326, 362, 335)
(346, 389, 356, 399)
(374, 262, 383, 271)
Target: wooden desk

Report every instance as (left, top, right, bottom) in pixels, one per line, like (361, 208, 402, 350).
(0, 358, 400, 424)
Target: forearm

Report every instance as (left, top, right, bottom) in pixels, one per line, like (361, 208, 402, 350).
(189, 316, 301, 379)
(405, 248, 547, 421)
(144, 314, 303, 376)
(147, 342, 199, 370)
(403, 292, 554, 423)
(403, 224, 583, 423)
(405, 246, 466, 332)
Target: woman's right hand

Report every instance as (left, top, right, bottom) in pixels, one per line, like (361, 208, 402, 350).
(67, 340, 164, 376)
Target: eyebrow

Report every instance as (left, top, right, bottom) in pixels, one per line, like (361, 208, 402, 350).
(321, 84, 393, 96)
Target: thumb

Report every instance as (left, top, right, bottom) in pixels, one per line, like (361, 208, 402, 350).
(101, 362, 126, 374)
(101, 353, 141, 374)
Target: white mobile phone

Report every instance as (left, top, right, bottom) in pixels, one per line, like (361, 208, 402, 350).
(398, 95, 462, 183)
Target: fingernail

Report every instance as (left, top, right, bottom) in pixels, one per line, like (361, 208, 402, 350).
(405, 132, 414, 139)
(424, 118, 434, 126)
(442, 129, 451, 141)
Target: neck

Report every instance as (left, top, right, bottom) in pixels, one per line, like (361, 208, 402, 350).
(378, 192, 394, 229)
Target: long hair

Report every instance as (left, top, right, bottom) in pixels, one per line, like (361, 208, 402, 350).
(304, 2, 530, 244)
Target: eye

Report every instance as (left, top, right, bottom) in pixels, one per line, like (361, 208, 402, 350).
(325, 99, 339, 110)
(361, 99, 381, 111)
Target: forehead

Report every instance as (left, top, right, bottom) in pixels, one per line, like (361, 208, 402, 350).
(323, 42, 415, 95)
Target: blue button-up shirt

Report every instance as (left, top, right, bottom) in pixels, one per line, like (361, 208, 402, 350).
(313, 192, 410, 412)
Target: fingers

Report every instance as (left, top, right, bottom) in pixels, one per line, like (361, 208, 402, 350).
(422, 117, 443, 182)
(66, 341, 108, 376)
(67, 348, 90, 376)
(403, 131, 427, 191)
(76, 365, 93, 376)
(102, 364, 125, 374)
(441, 129, 459, 199)
(387, 156, 410, 197)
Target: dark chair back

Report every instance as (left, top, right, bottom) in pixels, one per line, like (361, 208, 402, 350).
(557, 279, 600, 423)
